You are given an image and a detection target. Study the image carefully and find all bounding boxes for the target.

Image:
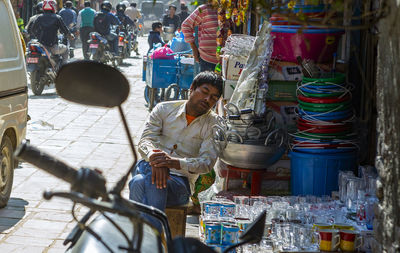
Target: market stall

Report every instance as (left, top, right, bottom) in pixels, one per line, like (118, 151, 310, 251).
(195, 1, 380, 252)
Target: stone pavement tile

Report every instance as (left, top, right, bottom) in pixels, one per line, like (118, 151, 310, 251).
(22, 219, 68, 233)
(0, 243, 44, 253)
(36, 200, 73, 212)
(4, 235, 53, 247)
(32, 211, 72, 223)
(12, 227, 61, 239)
(46, 248, 66, 253)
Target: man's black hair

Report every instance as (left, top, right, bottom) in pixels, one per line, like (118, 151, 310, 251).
(152, 21, 162, 31)
(84, 1, 90, 7)
(168, 4, 177, 10)
(130, 2, 136, 7)
(65, 1, 73, 8)
(191, 71, 223, 97)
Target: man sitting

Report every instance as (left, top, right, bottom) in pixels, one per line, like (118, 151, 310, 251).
(129, 71, 223, 230)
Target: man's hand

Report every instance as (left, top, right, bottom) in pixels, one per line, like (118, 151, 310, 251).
(149, 151, 181, 170)
(149, 150, 181, 189)
(190, 42, 200, 63)
(151, 166, 169, 189)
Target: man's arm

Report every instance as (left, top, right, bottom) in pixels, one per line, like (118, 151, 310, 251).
(138, 104, 164, 160)
(181, 6, 201, 62)
(76, 11, 82, 28)
(150, 122, 219, 175)
(57, 15, 72, 36)
(162, 15, 168, 26)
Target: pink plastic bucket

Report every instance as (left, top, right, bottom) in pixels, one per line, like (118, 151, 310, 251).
(271, 26, 344, 63)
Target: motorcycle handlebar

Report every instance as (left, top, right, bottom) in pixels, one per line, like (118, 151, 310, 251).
(15, 140, 78, 184)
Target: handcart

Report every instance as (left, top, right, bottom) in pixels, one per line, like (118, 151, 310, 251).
(144, 50, 194, 111)
(164, 50, 194, 101)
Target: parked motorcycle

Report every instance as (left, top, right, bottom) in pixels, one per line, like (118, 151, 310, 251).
(26, 39, 63, 95)
(88, 32, 117, 67)
(14, 61, 266, 253)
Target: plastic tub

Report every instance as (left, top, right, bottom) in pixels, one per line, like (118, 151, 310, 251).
(290, 151, 357, 196)
(271, 26, 344, 63)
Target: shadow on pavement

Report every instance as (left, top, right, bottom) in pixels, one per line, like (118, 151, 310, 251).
(0, 198, 28, 232)
(119, 62, 133, 67)
(29, 93, 58, 99)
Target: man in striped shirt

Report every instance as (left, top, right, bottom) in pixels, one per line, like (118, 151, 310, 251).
(181, 4, 218, 72)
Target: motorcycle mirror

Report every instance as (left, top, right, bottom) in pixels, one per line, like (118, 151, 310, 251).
(55, 61, 130, 108)
(239, 210, 266, 243)
(222, 210, 266, 253)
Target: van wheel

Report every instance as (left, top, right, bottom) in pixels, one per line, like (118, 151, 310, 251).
(31, 71, 44, 96)
(0, 136, 14, 208)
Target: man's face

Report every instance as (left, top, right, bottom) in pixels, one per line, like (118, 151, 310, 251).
(188, 83, 220, 115)
(169, 7, 176, 15)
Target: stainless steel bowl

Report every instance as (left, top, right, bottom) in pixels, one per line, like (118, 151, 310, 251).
(213, 126, 287, 169)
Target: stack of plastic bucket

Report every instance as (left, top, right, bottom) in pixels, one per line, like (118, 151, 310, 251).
(290, 73, 358, 196)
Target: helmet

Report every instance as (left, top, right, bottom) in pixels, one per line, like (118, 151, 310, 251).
(65, 1, 73, 8)
(122, 0, 129, 8)
(43, 0, 57, 12)
(101, 1, 112, 12)
(116, 3, 126, 12)
(36, 1, 43, 13)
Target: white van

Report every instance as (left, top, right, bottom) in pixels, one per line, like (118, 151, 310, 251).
(0, 0, 28, 207)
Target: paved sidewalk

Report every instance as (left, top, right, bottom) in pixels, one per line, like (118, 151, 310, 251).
(0, 37, 198, 252)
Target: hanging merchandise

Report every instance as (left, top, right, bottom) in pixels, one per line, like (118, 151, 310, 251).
(214, 0, 251, 72)
(229, 21, 274, 117)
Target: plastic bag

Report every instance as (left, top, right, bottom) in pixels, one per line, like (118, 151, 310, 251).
(151, 45, 174, 59)
(170, 36, 191, 53)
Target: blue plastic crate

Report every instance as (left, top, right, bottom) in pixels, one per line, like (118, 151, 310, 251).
(180, 63, 194, 90)
(146, 58, 178, 88)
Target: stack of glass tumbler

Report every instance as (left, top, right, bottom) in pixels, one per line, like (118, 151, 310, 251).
(199, 168, 378, 253)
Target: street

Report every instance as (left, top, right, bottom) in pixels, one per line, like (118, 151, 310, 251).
(0, 36, 197, 252)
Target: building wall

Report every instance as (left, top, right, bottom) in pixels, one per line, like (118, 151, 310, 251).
(375, 0, 400, 252)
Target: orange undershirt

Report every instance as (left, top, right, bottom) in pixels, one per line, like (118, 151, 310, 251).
(186, 114, 197, 125)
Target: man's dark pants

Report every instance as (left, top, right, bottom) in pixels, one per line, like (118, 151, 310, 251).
(199, 57, 216, 72)
(80, 26, 94, 60)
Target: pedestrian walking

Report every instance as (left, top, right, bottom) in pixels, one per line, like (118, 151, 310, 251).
(77, 1, 96, 60)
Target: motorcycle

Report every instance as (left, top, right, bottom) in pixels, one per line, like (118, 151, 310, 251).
(88, 32, 117, 67)
(14, 61, 266, 253)
(117, 31, 129, 65)
(26, 39, 64, 95)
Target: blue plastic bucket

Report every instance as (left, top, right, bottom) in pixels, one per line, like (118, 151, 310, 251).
(289, 151, 357, 196)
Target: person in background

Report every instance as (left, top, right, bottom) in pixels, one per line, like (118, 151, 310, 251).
(26, 2, 43, 39)
(162, 4, 180, 33)
(59, 1, 77, 52)
(129, 71, 223, 231)
(177, 3, 189, 27)
(93, 1, 121, 57)
(147, 21, 164, 54)
(125, 2, 141, 24)
(181, 3, 218, 72)
(31, 0, 74, 63)
(77, 1, 96, 60)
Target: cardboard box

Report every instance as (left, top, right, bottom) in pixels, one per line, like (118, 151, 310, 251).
(266, 101, 298, 133)
(269, 60, 303, 81)
(223, 79, 237, 100)
(222, 55, 247, 80)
